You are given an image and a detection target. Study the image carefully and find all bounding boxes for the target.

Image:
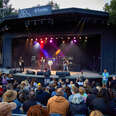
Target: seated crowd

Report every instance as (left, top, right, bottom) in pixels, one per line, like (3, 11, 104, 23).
(0, 72, 116, 116)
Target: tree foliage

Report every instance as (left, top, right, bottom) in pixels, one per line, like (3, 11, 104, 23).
(47, 0, 60, 10)
(104, 0, 116, 25)
(0, 0, 17, 18)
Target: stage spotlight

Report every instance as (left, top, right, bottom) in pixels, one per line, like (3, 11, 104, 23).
(31, 38, 33, 41)
(45, 37, 48, 40)
(85, 36, 88, 39)
(36, 38, 38, 41)
(79, 37, 82, 40)
(56, 37, 58, 39)
(40, 40, 44, 44)
(67, 37, 70, 40)
(73, 39, 77, 43)
(62, 40, 65, 44)
(34, 42, 40, 49)
(49, 39, 53, 43)
(51, 37, 53, 40)
(85, 39, 87, 42)
(71, 40, 73, 44)
(74, 37, 76, 39)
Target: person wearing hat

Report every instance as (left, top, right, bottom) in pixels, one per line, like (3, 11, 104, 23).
(3, 90, 22, 114)
(0, 102, 17, 116)
(69, 93, 88, 116)
(47, 88, 69, 116)
(89, 110, 104, 116)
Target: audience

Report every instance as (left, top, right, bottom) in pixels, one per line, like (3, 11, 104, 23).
(0, 72, 115, 116)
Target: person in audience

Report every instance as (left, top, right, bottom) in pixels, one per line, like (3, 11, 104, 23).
(64, 86, 72, 99)
(86, 87, 98, 110)
(90, 88, 110, 115)
(79, 87, 88, 102)
(47, 88, 69, 116)
(23, 90, 37, 113)
(108, 84, 116, 116)
(69, 86, 78, 102)
(27, 104, 48, 116)
(69, 93, 88, 116)
(109, 76, 116, 88)
(89, 110, 104, 116)
(77, 78, 84, 87)
(0, 102, 17, 116)
(65, 78, 70, 86)
(36, 85, 45, 104)
(2, 90, 22, 114)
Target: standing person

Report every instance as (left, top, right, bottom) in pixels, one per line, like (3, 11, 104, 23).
(18, 57, 24, 72)
(40, 57, 45, 71)
(63, 58, 69, 72)
(102, 69, 109, 87)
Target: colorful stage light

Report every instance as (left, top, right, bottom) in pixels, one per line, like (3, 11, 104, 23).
(74, 37, 76, 39)
(50, 39, 53, 43)
(73, 39, 77, 43)
(79, 37, 82, 40)
(55, 49, 61, 56)
(40, 40, 44, 44)
(33, 41, 40, 49)
(51, 37, 53, 40)
(45, 37, 48, 40)
(62, 40, 65, 44)
(67, 37, 70, 40)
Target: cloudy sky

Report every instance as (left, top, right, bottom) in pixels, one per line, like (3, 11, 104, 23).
(9, 0, 111, 11)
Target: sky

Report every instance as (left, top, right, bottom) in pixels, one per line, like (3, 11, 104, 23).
(9, 0, 111, 11)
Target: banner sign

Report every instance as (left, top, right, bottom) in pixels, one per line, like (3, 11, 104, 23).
(18, 5, 52, 18)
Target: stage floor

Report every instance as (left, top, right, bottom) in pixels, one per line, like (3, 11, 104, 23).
(0, 68, 103, 79)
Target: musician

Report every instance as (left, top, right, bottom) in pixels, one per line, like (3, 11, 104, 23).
(40, 57, 45, 71)
(63, 59, 69, 72)
(18, 57, 24, 72)
(48, 59, 53, 71)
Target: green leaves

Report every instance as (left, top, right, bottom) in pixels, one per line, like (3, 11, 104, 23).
(104, 0, 116, 26)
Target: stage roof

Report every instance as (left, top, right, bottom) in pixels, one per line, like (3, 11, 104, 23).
(0, 7, 108, 23)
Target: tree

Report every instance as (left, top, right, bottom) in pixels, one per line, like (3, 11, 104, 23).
(0, 0, 16, 18)
(47, 0, 60, 10)
(104, 0, 116, 25)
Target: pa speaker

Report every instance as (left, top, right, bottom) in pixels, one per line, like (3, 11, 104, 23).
(56, 72, 66, 77)
(26, 70, 35, 75)
(9, 69, 16, 74)
(56, 72, 70, 77)
(37, 71, 44, 75)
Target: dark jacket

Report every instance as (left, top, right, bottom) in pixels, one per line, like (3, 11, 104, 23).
(36, 90, 50, 105)
(86, 94, 97, 110)
(91, 97, 109, 114)
(23, 99, 37, 113)
(108, 98, 116, 116)
(69, 102, 88, 116)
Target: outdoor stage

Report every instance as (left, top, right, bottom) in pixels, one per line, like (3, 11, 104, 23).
(0, 67, 102, 79)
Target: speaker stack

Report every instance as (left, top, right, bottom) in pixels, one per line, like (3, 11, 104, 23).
(56, 72, 70, 77)
(26, 70, 35, 75)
